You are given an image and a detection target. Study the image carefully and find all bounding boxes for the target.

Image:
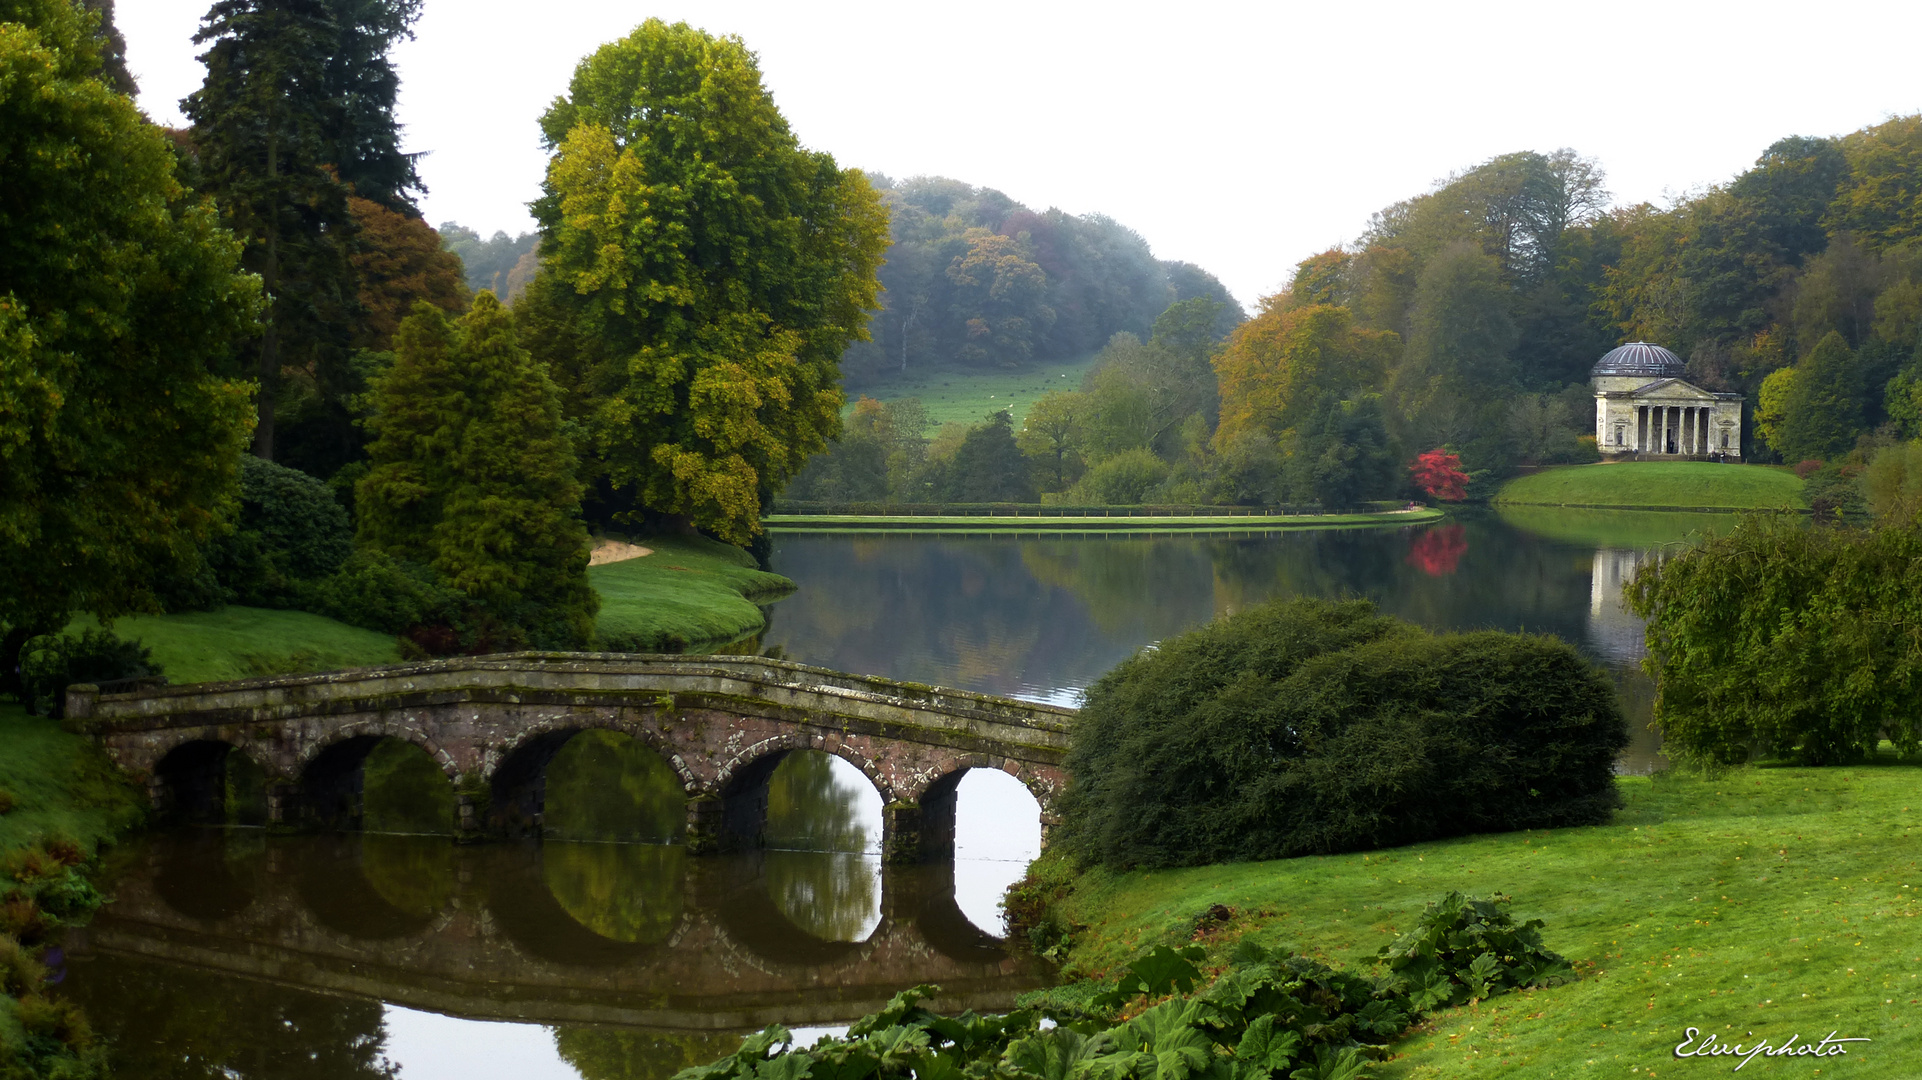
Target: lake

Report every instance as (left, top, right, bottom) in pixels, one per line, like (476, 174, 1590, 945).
(60, 506, 1715, 1078)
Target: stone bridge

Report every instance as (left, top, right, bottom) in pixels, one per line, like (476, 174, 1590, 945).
(63, 654, 1074, 861)
(67, 832, 1054, 1032)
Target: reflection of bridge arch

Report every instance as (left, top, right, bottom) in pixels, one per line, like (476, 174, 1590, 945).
(484, 843, 679, 967)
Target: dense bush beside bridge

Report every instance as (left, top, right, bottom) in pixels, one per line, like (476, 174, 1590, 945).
(1058, 598, 1626, 869)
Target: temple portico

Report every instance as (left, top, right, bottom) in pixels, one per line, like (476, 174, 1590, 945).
(1591, 344, 1742, 460)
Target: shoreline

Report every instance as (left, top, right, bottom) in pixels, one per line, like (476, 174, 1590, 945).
(764, 507, 1445, 533)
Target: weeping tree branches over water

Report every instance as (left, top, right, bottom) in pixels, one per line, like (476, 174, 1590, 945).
(1627, 513, 1922, 766)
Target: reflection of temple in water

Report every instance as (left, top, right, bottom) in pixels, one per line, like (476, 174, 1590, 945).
(1587, 549, 1649, 664)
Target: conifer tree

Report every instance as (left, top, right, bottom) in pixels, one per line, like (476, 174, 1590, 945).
(358, 296, 597, 649)
(1776, 331, 1865, 463)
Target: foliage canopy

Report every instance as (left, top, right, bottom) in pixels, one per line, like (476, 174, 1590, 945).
(525, 19, 889, 544)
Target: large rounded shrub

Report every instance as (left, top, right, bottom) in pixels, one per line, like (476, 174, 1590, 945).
(1059, 597, 1628, 868)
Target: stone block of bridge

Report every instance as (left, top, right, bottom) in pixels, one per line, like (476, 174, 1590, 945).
(64, 653, 1073, 862)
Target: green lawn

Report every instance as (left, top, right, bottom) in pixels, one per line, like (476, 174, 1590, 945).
(1045, 765, 1922, 1077)
(69, 606, 402, 685)
(589, 532, 794, 651)
(845, 353, 1101, 428)
(1493, 463, 1805, 511)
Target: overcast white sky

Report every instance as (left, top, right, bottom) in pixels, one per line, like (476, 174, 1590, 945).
(117, 0, 1922, 307)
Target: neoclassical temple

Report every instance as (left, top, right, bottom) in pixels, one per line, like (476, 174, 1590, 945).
(1591, 342, 1742, 459)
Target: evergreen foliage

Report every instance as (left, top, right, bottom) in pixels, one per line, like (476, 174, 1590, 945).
(1060, 598, 1626, 869)
(524, 19, 890, 546)
(1771, 331, 1864, 462)
(1626, 512, 1922, 765)
(0, 0, 258, 698)
(933, 412, 1037, 503)
(211, 456, 354, 608)
(358, 295, 597, 648)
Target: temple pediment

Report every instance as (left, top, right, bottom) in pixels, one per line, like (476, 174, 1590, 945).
(1622, 377, 1719, 401)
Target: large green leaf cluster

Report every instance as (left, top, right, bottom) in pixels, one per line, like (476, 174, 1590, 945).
(524, 19, 890, 545)
(357, 294, 597, 649)
(1059, 598, 1626, 869)
(0, 0, 258, 690)
(673, 893, 1569, 1080)
(1626, 512, 1922, 765)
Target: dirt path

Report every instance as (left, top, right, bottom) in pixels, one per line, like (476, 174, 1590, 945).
(588, 539, 654, 566)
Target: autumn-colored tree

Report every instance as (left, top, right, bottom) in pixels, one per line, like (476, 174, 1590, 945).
(1017, 390, 1089, 491)
(358, 295, 596, 648)
(947, 231, 1054, 368)
(1410, 448, 1469, 501)
(1, 0, 259, 690)
(1212, 303, 1400, 447)
(525, 20, 889, 545)
(349, 195, 468, 350)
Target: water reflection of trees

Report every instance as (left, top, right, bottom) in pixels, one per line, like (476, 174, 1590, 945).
(555, 1026, 743, 1080)
(544, 729, 686, 843)
(765, 751, 872, 854)
(762, 850, 880, 942)
(359, 834, 457, 919)
(64, 954, 397, 1079)
(541, 842, 685, 944)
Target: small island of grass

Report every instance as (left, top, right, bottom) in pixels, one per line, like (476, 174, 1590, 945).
(1493, 461, 1806, 512)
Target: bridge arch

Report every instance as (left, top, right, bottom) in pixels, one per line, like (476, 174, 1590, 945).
(899, 756, 1056, 861)
(485, 719, 692, 839)
(297, 729, 460, 833)
(710, 734, 891, 854)
(151, 738, 273, 825)
(294, 719, 459, 780)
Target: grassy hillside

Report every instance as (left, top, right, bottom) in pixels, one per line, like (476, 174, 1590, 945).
(846, 353, 1101, 428)
(1493, 462, 1805, 511)
(1041, 764, 1922, 1077)
(71, 607, 403, 685)
(590, 532, 793, 651)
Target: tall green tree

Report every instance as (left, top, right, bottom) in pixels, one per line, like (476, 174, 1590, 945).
(525, 19, 889, 546)
(937, 412, 1036, 503)
(1773, 331, 1865, 462)
(1, 0, 259, 692)
(358, 295, 597, 648)
(1393, 241, 1518, 428)
(185, 0, 356, 465)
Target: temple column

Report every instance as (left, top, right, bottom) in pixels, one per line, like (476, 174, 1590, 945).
(1685, 407, 1696, 455)
(1637, 406, 1648, 451)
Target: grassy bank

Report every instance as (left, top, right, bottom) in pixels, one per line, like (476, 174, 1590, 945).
(765, 508, 1444, 534)
(0, 703, 146, 1071)
(845, 353, 1101, 427)
(590, 532, 794, 651)
(69, 606, 402, 685)
(1493, 462, 1805, 511)
(1035, 765, 1922, 1077)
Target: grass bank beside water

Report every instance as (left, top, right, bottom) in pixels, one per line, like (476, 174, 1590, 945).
(1494, 462, 1805, 512)
(1029, 765, 1922, 1077)
(765, 508, 1444, 534)
(589, 532, 793, 652)
(0, 703, 145, 1070)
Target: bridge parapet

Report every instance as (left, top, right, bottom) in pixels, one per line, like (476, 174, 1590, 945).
(65, 653, 1075, 862)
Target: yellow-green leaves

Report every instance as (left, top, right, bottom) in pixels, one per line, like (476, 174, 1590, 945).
(528, 19, 887, 546)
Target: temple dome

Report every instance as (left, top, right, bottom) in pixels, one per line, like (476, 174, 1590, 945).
(1592, 342, 1684, 379)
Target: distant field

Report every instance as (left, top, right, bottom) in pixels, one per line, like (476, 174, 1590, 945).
(71, 607, 401, 685)
(1494, 462, 1806, 510)
(845, 353, 1101, 428)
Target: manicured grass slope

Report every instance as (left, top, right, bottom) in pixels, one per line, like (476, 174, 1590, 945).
(1494, 462, 1805, 510)
(72, 607, 402, 685)
(590, 532, 794, 651)
(846, 353, 1101, 427)
(1051, 766, 1922, 1077)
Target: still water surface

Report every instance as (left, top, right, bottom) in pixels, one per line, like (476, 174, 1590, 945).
(66, 507, 1710, 1077)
